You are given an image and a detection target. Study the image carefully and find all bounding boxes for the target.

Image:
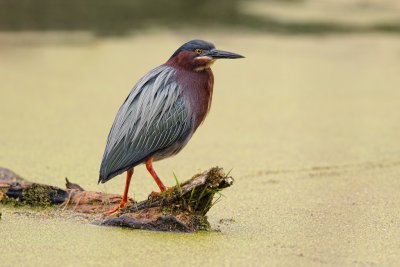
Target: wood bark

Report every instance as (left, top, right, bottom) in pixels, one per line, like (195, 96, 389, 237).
(0, 167, 233, 232)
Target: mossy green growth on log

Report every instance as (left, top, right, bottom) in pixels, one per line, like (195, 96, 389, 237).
(1, 166, 234, 232)
(103, 167, 234, 232)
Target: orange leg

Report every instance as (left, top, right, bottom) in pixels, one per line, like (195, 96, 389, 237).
(146, 158, 166, 192)
(104, 168, 134, 215)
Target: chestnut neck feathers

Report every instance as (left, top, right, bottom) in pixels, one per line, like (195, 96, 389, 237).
(165, 52, 214, 130)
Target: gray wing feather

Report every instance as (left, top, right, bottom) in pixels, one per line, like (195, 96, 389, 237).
(99, 66, 192, 182)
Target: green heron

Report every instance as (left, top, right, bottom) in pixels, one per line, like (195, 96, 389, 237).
(99, 39, 244, 214)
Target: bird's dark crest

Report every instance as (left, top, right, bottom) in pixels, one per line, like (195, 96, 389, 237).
(170, 39, 215, 59)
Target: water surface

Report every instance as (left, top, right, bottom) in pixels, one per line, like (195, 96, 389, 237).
(1, 11, 400, 266)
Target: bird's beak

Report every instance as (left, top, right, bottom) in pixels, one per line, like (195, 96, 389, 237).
(203, 49, 244, 59)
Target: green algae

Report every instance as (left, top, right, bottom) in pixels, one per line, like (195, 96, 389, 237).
(158, 169, 225, 215)
(1, 183, 68, 208)
(105, 167, 233, 232)
(2, 9, 400, 264)
(22, 184, 53, 207)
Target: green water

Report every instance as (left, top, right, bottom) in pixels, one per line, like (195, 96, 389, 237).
(1, 32, 400, 266)
(1, 1, 400, 265)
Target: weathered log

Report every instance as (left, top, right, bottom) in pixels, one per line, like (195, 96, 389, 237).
(0, 167, 123, 212)
(0, 167, 234, 232)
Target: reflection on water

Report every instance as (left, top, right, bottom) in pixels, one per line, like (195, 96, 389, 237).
(0, 0, 400, 35)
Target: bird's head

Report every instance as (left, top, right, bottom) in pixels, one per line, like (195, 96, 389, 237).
(168, 39, 244, 71)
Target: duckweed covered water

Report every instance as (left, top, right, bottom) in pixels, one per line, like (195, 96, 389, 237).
(1, 3, 400, 263)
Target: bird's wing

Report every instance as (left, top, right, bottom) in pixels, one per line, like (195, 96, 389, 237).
(99, 66, 192, 182)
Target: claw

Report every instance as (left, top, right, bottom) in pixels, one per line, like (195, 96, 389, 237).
(149, 191, 159, 198)
(104, 168, 133, 215)
(103, 200, 126, 215)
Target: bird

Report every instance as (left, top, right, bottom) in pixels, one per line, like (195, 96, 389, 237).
(99, 39, 244, 214)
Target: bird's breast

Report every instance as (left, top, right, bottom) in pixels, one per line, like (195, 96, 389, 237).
(176, 68, 214, 130)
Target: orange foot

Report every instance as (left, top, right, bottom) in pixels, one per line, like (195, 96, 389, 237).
(148, 191, 161, 199)
(103, 200, 127, 215)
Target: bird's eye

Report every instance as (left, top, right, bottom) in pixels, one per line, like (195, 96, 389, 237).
(195, 49, 203, 55)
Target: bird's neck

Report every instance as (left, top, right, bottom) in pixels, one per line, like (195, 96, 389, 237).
(170, 65, 214, 131)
